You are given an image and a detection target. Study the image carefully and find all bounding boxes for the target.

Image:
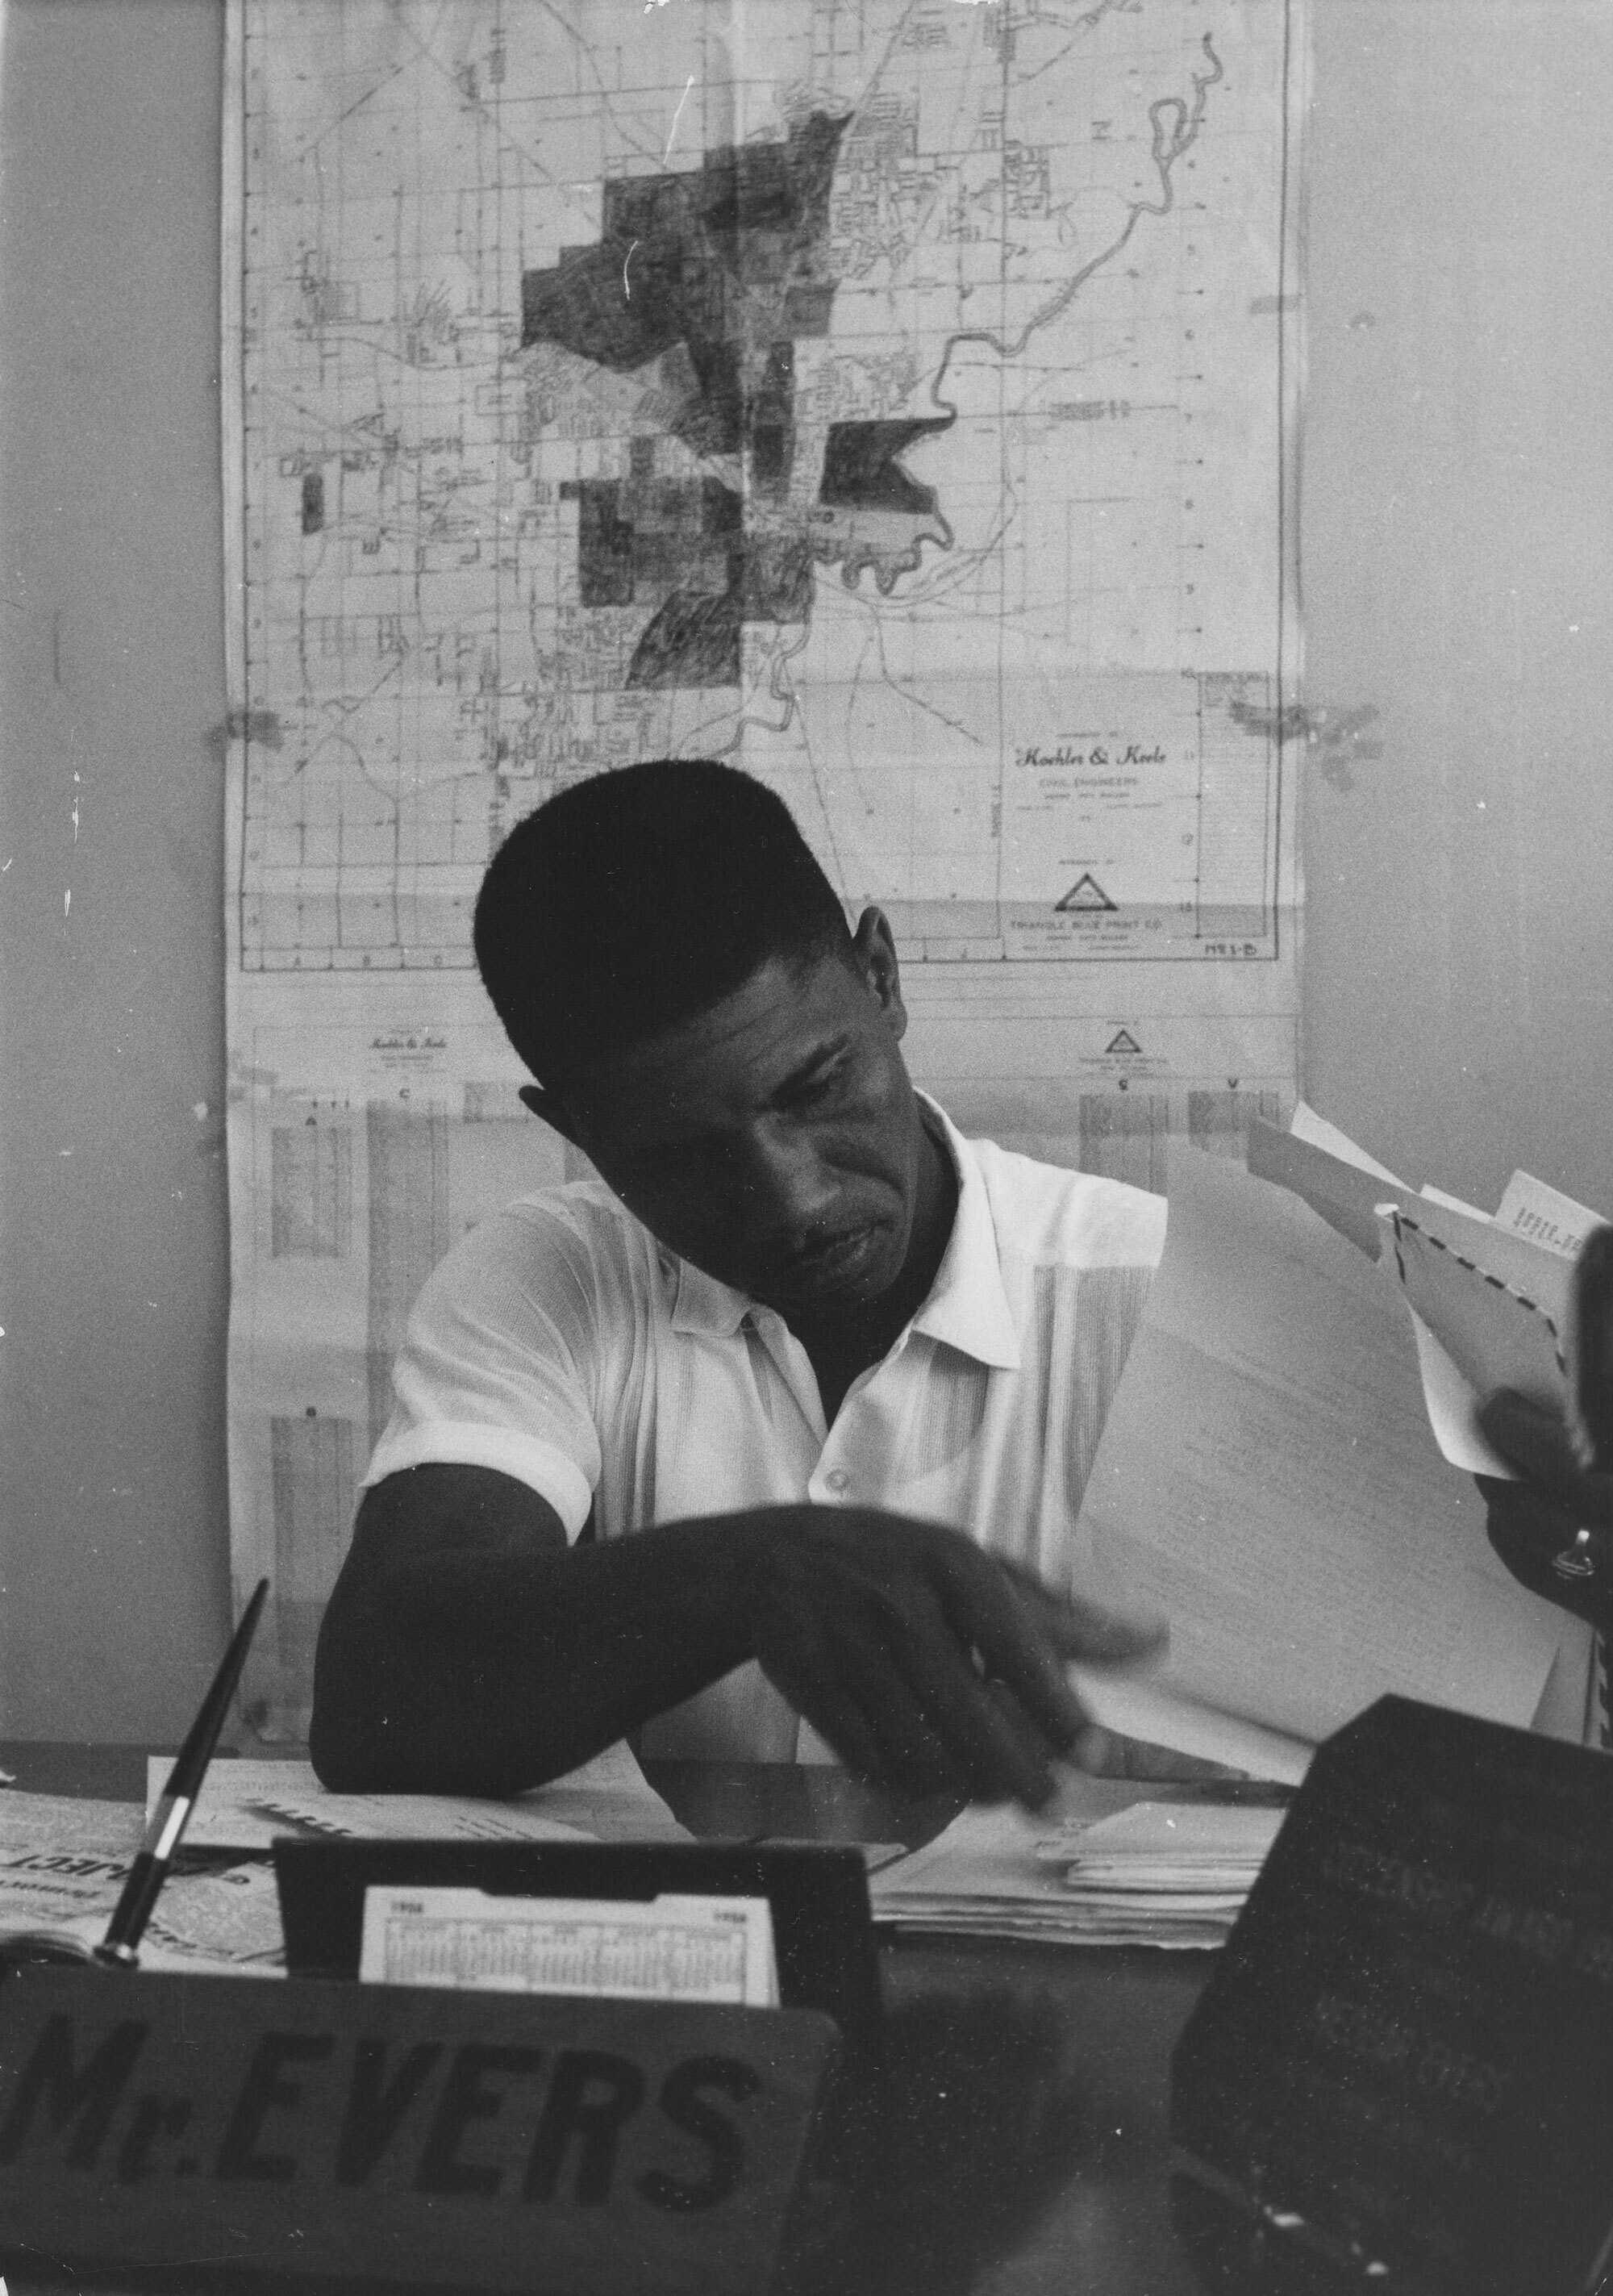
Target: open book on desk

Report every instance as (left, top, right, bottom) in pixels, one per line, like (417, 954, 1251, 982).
(1065, 1138, 1574, 1784)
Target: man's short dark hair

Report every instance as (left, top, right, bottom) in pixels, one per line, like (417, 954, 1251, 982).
(473, 759, 852, 1086)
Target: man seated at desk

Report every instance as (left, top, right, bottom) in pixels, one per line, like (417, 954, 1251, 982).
(311, 757, 1175, 1806)
(311, 756, 1607, 1801)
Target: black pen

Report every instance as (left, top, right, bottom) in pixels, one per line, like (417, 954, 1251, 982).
(94, 1578, 269, 1968)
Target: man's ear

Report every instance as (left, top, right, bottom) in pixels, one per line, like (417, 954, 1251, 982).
(519, 1083, 581, 1145)
(850, 906, 907, 1040)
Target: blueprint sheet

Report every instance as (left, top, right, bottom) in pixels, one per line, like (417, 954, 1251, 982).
(221, 0, 1306, 1734)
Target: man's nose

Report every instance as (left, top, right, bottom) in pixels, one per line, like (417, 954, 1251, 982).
(735, 1117, 839, 1237)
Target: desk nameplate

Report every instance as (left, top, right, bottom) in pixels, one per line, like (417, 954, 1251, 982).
(1172, 1695, 1613, 2296)
(0, 1965, 836, 2293)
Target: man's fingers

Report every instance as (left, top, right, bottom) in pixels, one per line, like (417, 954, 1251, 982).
(952, 1568, 1167, 1764)
(832, 1621, 978, 1798)
(982, 1680, 1072, 1806)
(888, 1610, 1064, 1806)
(752, 1607, 894, 1786)
(935, 1565, 1089, 1757)
(749, 1513, 1177, 1806)
(758, 1593, 993, 1799)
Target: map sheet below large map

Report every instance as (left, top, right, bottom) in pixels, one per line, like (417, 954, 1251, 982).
(223, 0, 1304, 1735)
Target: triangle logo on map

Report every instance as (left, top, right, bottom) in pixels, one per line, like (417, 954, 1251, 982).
(1055, 872, 1117, 912)
(1105, 1029, 1143, 1056)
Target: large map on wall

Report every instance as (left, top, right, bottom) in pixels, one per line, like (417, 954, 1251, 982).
(223, 0, 1303, 1735)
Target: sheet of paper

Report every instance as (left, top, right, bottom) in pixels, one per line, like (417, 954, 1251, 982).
(1065, 1143, 1565, 1769)
(1071, 1672, 1311, 1786)
(359, 1888, 778, 2007)
(1286, 1102, 1404, 1182)
(1419, 1183, 1491, 1220)
(0, 1795, 140, 1934)
(1494, 1171, 1603, 1258)
(1246, 1110, 1403, 1260)
(1036, 1799, 1283, 1872)
(0, 1797, 287, 1973)
(1401, 1305, 1516, 1478)
(148, 1743, 688, 1853)
(1380, 1196, 1571, 1471)
(23, 1864, 290, 1979)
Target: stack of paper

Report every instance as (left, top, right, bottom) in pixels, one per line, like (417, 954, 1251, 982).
(1032, 1801, 1284, 1947)
(871, 1780, 1283, 1948)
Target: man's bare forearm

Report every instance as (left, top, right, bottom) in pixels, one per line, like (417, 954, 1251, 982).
(311, 1463, 1167, 1807)
(310, 1470, 761, 1793)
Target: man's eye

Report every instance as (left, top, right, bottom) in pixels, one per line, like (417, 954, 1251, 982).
(790, 1061, 848, 1107)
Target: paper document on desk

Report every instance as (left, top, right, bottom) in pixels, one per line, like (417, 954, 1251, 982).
(872, 1777, 1281, 1947)
(22, 1865, 290, 1979)
(1065, 1142, 1564, 1780)
(1036, 1800, 1282, 1888)
(0, 1794, 286, 1974)
(360, 1886, 778, 2006)
(0, 1793, 141, 1934)
(148, 1739, 688, 1852)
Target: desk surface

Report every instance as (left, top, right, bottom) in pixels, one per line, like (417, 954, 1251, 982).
(0, 1742, 1208, 2296)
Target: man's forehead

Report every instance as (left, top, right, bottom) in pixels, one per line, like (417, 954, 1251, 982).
(565, 948, 869, 1129)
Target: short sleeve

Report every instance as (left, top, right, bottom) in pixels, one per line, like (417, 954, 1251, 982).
(361, 1192, 618, 1540)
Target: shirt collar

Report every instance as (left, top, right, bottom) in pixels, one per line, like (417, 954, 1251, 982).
(668, 1254, 752, 1338)
(666, 1092, 1021, 1369)
(907, 1096, 1022, 1369)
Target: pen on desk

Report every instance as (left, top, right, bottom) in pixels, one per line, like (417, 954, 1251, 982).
(94, 1577, 269, 1968)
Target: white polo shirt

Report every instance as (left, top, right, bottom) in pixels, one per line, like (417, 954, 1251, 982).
(364, 1100, 1166, 1760)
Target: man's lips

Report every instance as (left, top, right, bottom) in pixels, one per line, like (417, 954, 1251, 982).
(777, 1221, 881, 1284)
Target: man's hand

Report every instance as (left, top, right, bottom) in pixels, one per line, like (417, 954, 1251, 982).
(736, 1506, 1165, 1806)
(1477, 1389, 1613, 1633)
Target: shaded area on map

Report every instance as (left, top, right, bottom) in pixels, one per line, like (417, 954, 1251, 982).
(523, 111, 952, 687)
(522, 111, 846, 462)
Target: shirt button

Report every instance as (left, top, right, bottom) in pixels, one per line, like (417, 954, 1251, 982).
(824, 1468, 850, 1494)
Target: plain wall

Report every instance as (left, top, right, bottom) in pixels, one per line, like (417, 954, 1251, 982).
(0, 0, 233, 1736)
(2, 0, 1611, 1739)
(1301, 1, 1613, 1214)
